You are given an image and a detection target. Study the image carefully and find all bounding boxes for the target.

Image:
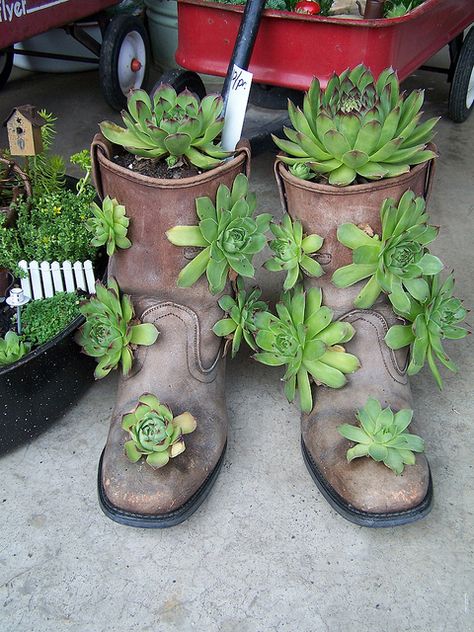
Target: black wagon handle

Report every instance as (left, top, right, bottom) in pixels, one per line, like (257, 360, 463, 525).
(221, 0, 267, 109)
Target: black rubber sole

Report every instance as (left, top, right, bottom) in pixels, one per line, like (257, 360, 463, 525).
(301, 438, 433, 528)
(98, 443, 226, 528)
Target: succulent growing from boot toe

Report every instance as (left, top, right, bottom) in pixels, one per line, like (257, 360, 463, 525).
(332, 190, 443, 309)
(100, 86, 231, 170)
(254, 285, 360, 413)
(166, 174, 271, 294)
(338, 397, 425, 475)
(265, 214, 324, 290)
(76, 278, 159, 379)
(273, 64, 438, 186)
(122, 393, 197, 469)
(385, 273, 468, 388)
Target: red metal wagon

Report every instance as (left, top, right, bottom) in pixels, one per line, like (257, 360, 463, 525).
(164, 0, 474, 122)
(0, 0, 151, 110)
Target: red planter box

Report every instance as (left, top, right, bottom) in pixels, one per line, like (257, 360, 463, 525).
(176, 0, 474, 90)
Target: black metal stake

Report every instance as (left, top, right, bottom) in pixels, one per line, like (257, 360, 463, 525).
(221, 0, 266, 110)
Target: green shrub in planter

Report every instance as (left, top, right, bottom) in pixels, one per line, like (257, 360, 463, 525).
(22, 292, 82, 347)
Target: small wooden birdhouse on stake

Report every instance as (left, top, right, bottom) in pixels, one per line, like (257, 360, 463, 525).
(3, 105, 45, 156)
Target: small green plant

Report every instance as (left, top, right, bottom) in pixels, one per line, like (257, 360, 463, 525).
(332, 191, 443, 310)
(338, 398, 425, 475)
(22, 292, 81, 346)
(76, 278, 159, 379)
(122, 393, 197, 468)
(0, 213, 24, 274)
(25, 110, 65, 196)
(0, 331, 31, 366)
(254, 285, 360, 412)
(87, 196, 131, 256)
(385, 273, 468, 388)
(212, 278, 268, 358)
(273, 65, 438, 186)
(11, 188, 97, 264)
(100, 86, 231, 170)
(384, 0, 423, 18)
(166, 174, 271, 294)
(70, 150, 92, 197)
(264, 214, 324, 290)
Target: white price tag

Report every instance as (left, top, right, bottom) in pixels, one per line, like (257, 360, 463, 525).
(221, 65, 253, 152)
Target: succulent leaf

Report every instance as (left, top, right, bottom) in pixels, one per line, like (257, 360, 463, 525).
(0, 331, 31, 366)
(338, 397, 425, 475)
(122, 394, 197, 468)
(274, 65, 438, 186)
(385, 273, 468, 388)
(167, 175, 271, 294)
(254, 285, 359, 413)
(76, 278, 159, 379)
(100, 85, 231, 170)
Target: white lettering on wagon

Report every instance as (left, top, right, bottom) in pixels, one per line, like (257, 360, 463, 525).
(0, 0, 70, 22)
(0, 0, 27, 22)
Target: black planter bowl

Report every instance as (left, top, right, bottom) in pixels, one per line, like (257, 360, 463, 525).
(0, 313, 99, 454)
(0, 178, 107, 455)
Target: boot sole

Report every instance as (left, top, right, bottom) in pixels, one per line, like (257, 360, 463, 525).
(97, 443, 226, 528)
(301, 438, 433, 528)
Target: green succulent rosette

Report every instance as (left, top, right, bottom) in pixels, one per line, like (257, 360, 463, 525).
(100, 86, 231, 170)
(338, 397, 425, 475)
(166, 174, 271, 294)
(332, 190, 443, 310)
(254, 285, 360, 413)
(385, 273, 468, 388)
(264, 214, 324, 290)
(212, 277, 268, 358)
(122, 393, 197, 469)
(0, 331, 31, 366)
(76, 278, 159, 379)
(273, 64, 438, 186)
(289, 163, 314, 181)
(87, 195, 131, 257)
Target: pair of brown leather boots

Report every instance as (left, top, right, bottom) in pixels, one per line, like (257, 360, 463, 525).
(93, 137, 433, 529)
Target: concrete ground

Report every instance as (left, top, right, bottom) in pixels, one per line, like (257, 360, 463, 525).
(0, 61, 473, 632)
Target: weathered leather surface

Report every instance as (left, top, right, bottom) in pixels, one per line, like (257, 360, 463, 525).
(92, 135, 250, 515)
(275, 158, 434, 514)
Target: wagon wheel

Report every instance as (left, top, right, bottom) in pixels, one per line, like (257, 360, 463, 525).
(0, 47, 14, 90)
(448, 28, 474, 123)
(99, 15, 151, 111)
(150, 70, 206, 100)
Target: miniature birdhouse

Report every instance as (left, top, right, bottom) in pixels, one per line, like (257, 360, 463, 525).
(3, 105, 45, 156)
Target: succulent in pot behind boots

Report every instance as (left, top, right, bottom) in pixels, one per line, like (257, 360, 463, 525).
(273, 64, 438, 186)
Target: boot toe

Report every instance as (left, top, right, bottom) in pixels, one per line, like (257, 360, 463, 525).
(99, 405, 227, 527)
(302, 408, 432, 525)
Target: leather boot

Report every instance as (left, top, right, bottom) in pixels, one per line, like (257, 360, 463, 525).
(275, 158, 435, 527)
(91, 134, 251, 527)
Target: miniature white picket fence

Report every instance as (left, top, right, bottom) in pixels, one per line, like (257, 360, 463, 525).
(18, 260, 97, 300)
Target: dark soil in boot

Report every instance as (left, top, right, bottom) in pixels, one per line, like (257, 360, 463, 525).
(113, 152, 202, 180)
